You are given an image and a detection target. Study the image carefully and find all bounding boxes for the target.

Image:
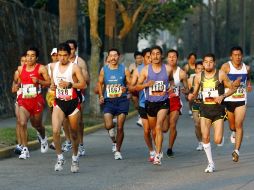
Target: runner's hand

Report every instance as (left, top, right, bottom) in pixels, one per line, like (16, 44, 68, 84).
(146, 80, 155, 87)
(214, 95, 224, 104)
(232, 77, 241, 87)
(59, 80, 69, 88)
(188, 93, 194, 101)
(99, 96, 104, 104)
(31, 77, 39, 84)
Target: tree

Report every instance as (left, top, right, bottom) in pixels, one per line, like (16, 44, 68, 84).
(88, 0, 102, 116)
(59, 0, 78, 42)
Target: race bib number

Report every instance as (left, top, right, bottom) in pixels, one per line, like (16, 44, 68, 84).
(202, 88, 219, 104)
(195, 91, 203, 103)
(22, 84, 37, 98)
(232, 84, 246, 99)
(169, 86, 179, 98)
(56, 88, 73, 100)
(106, 84, 122, 98)
(149, 81, 166, 96)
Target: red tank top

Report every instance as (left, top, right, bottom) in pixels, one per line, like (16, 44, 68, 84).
(20, 64, 42, 86)
(20, 64, 43, 97)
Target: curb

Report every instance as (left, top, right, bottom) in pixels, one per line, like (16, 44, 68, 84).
(0, 110, 138, 159)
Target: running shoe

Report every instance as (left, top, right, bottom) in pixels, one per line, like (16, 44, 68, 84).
(136, 116, 143, 127)
(166, 148, 174, 158)
(114, 151, 122, 160)
(78, 144, 86, 157)
(148, 150, 155, 162)
(232, 150, 239, 162)
(188, 110, 193, 118)
(62, 141, 72, 152)
(19, 147, 30, 159)
(112, 143, 117, 153)
(153, 153, 163, 165)
(71, 160, 79, 173)
(14, 144, 23, 155)
(196, 142, 203, 151)
(230, 132, 236, 144)
(54, 158, 65, 171)
(40, 137, 49, 153)
(205, 163, 215, 173)
(49, 142, 56, 150)
(217, 136, 224, 147)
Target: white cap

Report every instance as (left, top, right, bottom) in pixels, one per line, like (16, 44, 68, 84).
(50, 48, 57, 55)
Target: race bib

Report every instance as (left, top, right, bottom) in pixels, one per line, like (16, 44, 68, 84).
(149, 81, 166, 96)
(169, 86, 179, 98)
(22, 84, 37, 98)
(56, 88, 73, 100)
(106, 84, 122, 98)
(202, 88, 219, 104)
(232, 84, 246, 99)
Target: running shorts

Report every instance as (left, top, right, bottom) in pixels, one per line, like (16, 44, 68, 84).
(145, 100, 169, 117)
(18, 94, 45, 115)
(103, 97, 129, 116)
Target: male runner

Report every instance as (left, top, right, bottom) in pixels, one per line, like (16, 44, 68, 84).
(187, 61, 204, 151)
(129, 51, 144, 127)
(189, 53, 240, 173)
(17, 47, 51, 159)
(12, 53, 26, 155)
(220, 46, 252, 162)
(51, 43, 86, 172)
(136, 46, 173, 165)
(64, 39, 90, 156)
(183, 53, 197, 117)
(129, 48, 156, 161)
(163, 49, 189, 157)
(97, 48, 131, 160)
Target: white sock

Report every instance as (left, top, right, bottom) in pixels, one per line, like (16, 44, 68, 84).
(72, 155, 79, 162)
(203, 143, 213, 164)
(57, 154, 64, 160)
(234, 149, 240, 155)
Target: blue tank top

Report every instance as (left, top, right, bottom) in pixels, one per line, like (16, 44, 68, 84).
(137, 64, 145, 108)
(145, 64, 169, 102)
(103, 64, 127, 99)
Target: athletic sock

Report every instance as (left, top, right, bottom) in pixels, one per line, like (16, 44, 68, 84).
(72, 155, 79, 162)
(57, 154, 64, 160)
(203, 143, 213, 164)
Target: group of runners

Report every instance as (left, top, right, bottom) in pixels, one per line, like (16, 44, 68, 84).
(12, 43, 251, 173)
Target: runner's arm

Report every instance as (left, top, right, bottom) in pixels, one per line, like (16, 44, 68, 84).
(38, 65, 51, 87)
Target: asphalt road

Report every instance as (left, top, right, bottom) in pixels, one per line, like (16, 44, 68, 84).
(0, 93, 254, 190)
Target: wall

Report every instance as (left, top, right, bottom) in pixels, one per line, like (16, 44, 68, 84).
(0, 1, 58, 118)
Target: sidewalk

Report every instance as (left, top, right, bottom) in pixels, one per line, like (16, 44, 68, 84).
(0, 111, 138, 159)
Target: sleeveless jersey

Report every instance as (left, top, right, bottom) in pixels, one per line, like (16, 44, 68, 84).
(187, 64, 195, 78)
(103, 64, 127, 99)
(169, 66, 181, 98)
(200, 70, 224, 105)
(224, 61, 248, 102)
(137, 64, 146, 108)
(191, 75, 203, 103)
(53, 62, 77, 101)
(20, 64, 42, 98)
(145, 64, 169, 102)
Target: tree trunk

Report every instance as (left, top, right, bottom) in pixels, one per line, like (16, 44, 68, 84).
(88, 0, 102, 116)
(105, 0, 116, 51)
(59, 0, 78, 42)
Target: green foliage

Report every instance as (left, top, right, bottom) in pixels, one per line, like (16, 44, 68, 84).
(138, 0, 201, 38)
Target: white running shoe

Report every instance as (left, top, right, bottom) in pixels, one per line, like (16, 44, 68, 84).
(14, 144, 23, 155)
(196, 142, 203, 151)
(205, 163, 215, 173)
(54, 158, 65, 171)
(148, 151, 155, 162)
(40, 137, 49, 153)
(112, 143, 117, 153)
(217, 136, 224, 147)
(230, 132, 236, 144)
(62, 141, 72, 152)
(71, 160, 79, 173)
(136, 117, 143, 127)
(114, 151, 122, 160)
(78, 144, 86, 157)
(19, 147, 30, 159)
(153, 153, 163, 165)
